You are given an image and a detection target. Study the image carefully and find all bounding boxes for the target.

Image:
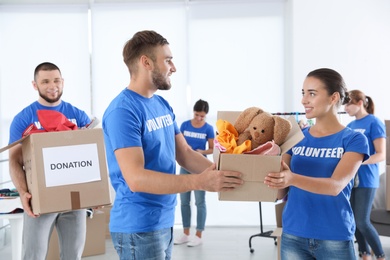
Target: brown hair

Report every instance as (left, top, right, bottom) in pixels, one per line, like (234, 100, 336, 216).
(346, 89, 375, 114)
(123, 30, 169, 76)
(307, 68, 347, 108)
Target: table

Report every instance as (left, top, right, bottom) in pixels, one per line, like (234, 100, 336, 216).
(0, 212, 23, 260)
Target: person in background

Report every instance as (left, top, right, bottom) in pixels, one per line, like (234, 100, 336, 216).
(8, 62, 91, 260)
(264, 68, 369, 260)
(174, 99, 214, 247)
(102, 30, 243, 260)
(344, 89, 386, 260)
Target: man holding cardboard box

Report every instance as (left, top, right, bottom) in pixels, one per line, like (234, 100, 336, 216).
(102, 30, 243, 260)
(8, 62, 91, 260)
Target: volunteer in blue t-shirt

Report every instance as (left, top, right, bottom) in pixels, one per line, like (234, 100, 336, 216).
(102, 30, 243, 260)
(8, 62, 91, 260)
(345, 89, 386, 260)
(265, 68, 369, 260)
(174, 99, 215, 247)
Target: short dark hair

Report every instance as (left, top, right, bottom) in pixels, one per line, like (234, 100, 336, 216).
(34, 62, 61, 81)
(193, 99, 209, 114)
(307, 68, 347, 107)
(123, 30, 169, 75)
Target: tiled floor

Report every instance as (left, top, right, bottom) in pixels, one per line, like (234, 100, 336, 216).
(2, 225, 390, 259)
(82, 226, 280, 260)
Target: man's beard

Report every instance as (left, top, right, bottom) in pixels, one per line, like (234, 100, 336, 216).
(152, 68, 171, 91)
(38, 89, 63, 104)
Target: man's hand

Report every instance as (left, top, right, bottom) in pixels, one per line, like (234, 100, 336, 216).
(20, 191, 39, 218)
(197, 164, 243, 192)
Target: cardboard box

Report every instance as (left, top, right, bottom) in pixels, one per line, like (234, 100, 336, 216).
(385, 120, 390, 137)
(214, 112, 304, 202)
(47, 210, 106, 259)
(271, 201, 286, 260)
(387, 138, 390, 165)
(100, 205, 112, 239)
(386, 166, 390, 211)
(0, 128, 112, 214)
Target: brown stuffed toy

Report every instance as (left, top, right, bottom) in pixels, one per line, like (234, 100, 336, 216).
(234, 107, 292, 150)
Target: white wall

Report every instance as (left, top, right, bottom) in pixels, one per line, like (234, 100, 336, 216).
(287, 0, 390, 181)
(0, 0, 389, 227)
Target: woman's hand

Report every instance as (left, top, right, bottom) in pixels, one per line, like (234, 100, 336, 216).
(264, 161, 292, 189)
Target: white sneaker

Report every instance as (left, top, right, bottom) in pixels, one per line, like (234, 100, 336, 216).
(187, 236, 202, 247)
(174, 234, 190, 245)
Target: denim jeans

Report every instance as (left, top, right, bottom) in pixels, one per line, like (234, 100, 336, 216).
(111, 227, 173, 260)
(22, 209, 86, 260)
(350, 187, 385, 258)
(179, 167, 206, 231)
(281, 232, 356, 260)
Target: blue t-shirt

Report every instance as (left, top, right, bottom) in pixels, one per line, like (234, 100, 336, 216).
(9, 101, 90, 144)
(346, 114, 386, 188)
(284, 127, 369, 240)
(180, 120, 214, 154)
(102, 88, 180, 234)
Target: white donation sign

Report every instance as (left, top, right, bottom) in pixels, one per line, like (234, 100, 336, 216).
(42, 143, 101, 187)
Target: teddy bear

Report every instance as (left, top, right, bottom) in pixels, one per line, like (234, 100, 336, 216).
(234, 107, 292, 151)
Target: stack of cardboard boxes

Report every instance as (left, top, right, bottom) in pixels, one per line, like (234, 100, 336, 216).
(47, 210, 106, 259)
(272, 201, 285, 260)
(101, 205, 112, 239)
(385, 120, 390, 210)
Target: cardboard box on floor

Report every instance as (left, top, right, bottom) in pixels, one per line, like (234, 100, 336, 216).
(0, 128, 112, 214)
(100, 205, 112, 239)
(214, 112, 304, 201)
(385, 120, 390, 137)
(386, 165, 390, 211)
(47, 210, 106, 259)
(271, 201, 286, 260)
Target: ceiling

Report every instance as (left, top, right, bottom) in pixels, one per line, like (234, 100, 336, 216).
(0, 0, 233, 4)
(0, 0, 185, 4)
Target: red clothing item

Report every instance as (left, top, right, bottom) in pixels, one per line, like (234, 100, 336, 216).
(22, 110, 78, 137)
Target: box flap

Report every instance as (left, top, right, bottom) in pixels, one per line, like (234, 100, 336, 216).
(212, 147, 221, 168)
(0, 136, 29, 154)
(217, 111, 242, 125)
(280, 116, 304, 154)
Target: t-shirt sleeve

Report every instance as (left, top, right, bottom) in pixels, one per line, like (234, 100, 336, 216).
(347, 131, 370, 162)
(371, 117, 386, 140)
(77, 110, 91, 127)
(103, 108, 142, 151)
(8, 115, 28, 144)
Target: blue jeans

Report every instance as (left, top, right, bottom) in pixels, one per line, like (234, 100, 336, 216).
(179, 167, 206, 231)
(350, 187, 385, 258)
(281, 232, 355, 260)
(111, 227, 173, 260)
(22, 209, 86, 260)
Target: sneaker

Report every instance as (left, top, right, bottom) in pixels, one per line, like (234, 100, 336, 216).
(174, 234, 190, 245)
(187, 236, 202, 247)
